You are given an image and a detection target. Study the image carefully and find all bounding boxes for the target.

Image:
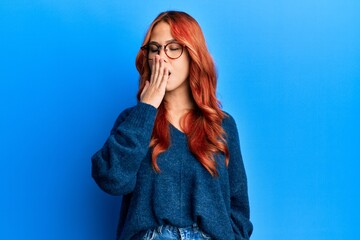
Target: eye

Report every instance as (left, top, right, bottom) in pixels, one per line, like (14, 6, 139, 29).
(148, 44, 160, 53)
(167, 43, 181, 51)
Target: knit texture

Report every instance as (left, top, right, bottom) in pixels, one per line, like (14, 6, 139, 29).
(92, 102, 253, 240)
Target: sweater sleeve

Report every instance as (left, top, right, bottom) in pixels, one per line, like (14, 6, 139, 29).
(91, 102, 157, 196)
(225, 114, 253, 239)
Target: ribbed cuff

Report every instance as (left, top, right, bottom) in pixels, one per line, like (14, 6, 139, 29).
(122, 101, 157, 129)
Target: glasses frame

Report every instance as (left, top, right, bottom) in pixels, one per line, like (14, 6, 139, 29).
(141, 42, 185, 60)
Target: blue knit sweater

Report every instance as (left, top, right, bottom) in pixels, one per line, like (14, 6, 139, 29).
(91, 102, 253, 240)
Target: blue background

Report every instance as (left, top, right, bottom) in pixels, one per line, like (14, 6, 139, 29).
(1, 0, 359, 239)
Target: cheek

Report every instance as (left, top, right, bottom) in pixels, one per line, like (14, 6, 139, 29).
(179, 61, 190, 77)
(179, 53, 190, 77)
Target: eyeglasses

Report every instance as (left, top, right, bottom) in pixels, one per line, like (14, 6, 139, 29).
(141, 42, 184, 60)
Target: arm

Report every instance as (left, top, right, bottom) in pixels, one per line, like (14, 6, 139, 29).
(92, 54, 169, 195)
(226, 115, 253, 239)
(91, 102, 157, 196)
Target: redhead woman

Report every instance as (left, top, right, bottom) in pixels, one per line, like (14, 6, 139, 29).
(91, 11, 253, 240)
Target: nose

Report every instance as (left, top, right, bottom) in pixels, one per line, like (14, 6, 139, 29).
(158, 48, 168, 61)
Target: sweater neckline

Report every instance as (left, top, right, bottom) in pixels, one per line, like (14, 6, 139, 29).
(169, 123, 186, 136)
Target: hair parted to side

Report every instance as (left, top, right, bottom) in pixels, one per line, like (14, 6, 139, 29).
(135, 11, 229, 176)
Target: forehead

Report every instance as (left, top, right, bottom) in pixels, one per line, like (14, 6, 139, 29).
(150, 21, 174, 43)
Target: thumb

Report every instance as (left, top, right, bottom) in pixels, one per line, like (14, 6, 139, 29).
(140, 81, 150, 99)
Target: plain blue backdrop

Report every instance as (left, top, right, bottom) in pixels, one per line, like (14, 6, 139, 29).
(1, 0, 359, 239)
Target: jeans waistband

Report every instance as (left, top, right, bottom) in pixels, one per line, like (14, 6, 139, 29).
(156, 223, 200, 234)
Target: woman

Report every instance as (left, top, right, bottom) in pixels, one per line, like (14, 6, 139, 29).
(92, 11, 253, 240)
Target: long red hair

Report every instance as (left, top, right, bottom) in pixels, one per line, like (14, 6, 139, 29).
(135, 11, 229, 176)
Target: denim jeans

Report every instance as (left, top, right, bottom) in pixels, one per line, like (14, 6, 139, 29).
(142, 223, 211, 240)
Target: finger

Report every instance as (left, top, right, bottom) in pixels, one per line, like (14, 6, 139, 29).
(149, 56, 156, 84)
(155, 57, 164, 87)
(152, 55, 160, 85)
(159, 67, 169, 90)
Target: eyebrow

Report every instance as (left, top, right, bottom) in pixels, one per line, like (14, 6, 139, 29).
(148, 39, 177, 45)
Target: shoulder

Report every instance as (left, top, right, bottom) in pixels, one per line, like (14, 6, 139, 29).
(221, 110, 242, 146)
(221, 111, 239, 135)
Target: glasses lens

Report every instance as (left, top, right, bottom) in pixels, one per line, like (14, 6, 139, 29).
(166, 43, 183, 59)
(142, 43, 184, 60)
(145, 43, 159, 59)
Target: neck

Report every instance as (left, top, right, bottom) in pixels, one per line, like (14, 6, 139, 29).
(164, 84, 195, 117)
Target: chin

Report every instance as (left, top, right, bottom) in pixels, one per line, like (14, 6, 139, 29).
(165, 84, 175, 92)
(165, 77, 189, 93)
